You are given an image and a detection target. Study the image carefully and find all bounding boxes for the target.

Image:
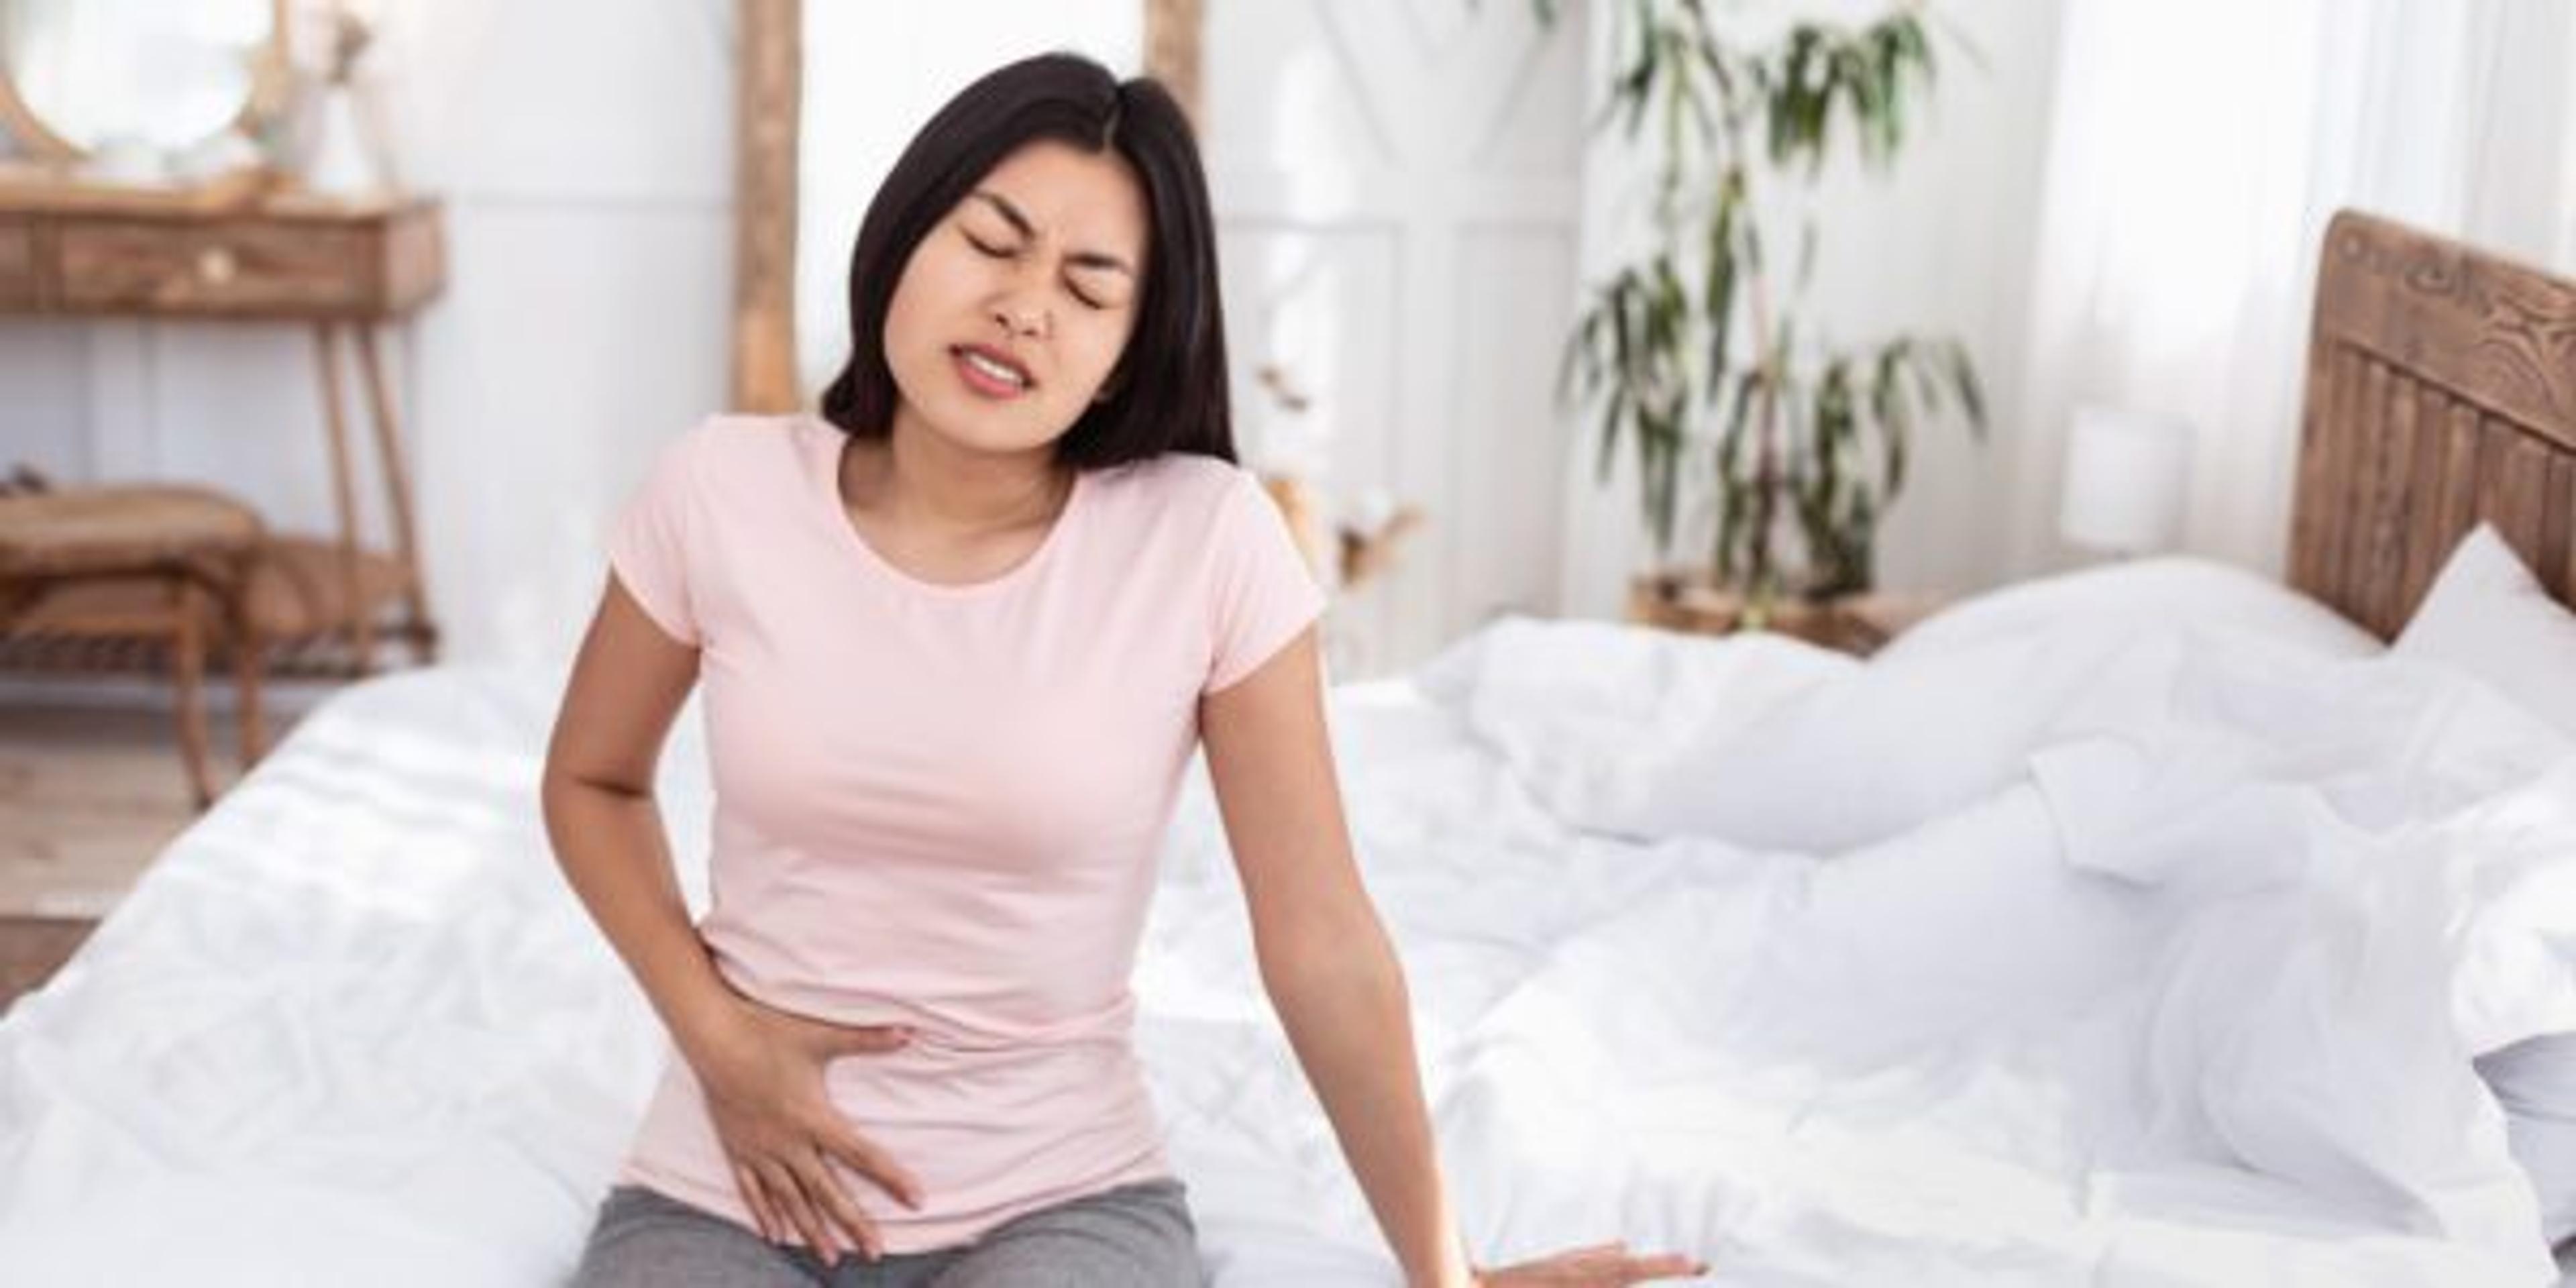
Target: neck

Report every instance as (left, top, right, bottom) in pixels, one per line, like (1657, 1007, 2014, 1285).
(847, 410, 1070, 533)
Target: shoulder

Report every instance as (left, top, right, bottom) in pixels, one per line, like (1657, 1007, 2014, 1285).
(644, 411, 822, 502)
(674, 411, 815, 464)
(1084, 450, 1258, 527)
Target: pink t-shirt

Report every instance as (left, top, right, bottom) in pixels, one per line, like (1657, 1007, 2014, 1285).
(598, 413, 1324, 1252)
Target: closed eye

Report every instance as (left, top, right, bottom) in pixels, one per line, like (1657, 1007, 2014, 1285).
(965, 229, 1114, 310)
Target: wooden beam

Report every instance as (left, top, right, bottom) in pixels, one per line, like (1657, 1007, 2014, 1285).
(1143, 0, 1205, 133)
(731, 0, 802, 413)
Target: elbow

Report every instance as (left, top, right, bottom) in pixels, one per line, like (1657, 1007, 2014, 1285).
(541, 759, 648, 806)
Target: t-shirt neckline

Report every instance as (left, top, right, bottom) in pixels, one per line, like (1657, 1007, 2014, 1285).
(812, 419, 1087, 600)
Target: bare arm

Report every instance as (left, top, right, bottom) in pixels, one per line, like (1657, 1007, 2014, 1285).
(540, 573, 745, 1069)
(1199, 625, 1476, 1287)
(1202, 627, 1706, 1288)
(542, 574, 919, 1263)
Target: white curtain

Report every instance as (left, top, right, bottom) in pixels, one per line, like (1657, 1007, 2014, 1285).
(2001, 0, 2576, 580)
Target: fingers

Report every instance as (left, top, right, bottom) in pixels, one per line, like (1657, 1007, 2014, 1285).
(823, 1124, 926, 1212)
(784, 1012, 914, 1059)
(1515, 1240, 1709, 1285)
(755, 1155, 841, 1263)
(1622, 1251, 1709, 1281)
(733, 1161, 783, 1242)
(804, 1148, 890, 1263)
(845, 1022, 914, 1055)
(733, 1150, 888, 1265)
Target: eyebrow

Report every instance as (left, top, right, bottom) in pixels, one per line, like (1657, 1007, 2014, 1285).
(967, 191, 1136, 278)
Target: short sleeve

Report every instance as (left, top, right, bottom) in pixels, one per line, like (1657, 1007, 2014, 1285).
(604, 427, 706, 647)
(1203, 470, 1328, 694)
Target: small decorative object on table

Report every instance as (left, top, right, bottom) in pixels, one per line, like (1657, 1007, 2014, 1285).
(290, 1, 396, 199)
(1248, 360, 1426, 594)
(1334, 488, 1424, 592)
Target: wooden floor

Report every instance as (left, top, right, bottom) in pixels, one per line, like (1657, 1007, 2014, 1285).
(0, 697, 296, 1014)
(0, 916, 97, 1012)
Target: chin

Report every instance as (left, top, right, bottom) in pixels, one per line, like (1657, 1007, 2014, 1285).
(922, 402, 1069, 458)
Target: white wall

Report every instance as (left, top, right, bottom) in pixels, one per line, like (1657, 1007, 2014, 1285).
(1206, 0, 1587, 676)
(2, 0, 741, 680)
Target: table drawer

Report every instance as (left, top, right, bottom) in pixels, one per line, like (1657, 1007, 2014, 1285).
(56, 218, 378, 317)
(0, 217, 36, 310)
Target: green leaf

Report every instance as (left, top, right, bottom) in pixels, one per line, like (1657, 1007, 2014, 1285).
(1907, 347, 1944, 416)
(1595, 383, 1629, 484)
(1871, 340, 1914, 498)
(1700, 172, 1741, 403)
(1944, 339, 1987, 431)
(1555, 305, 1597, 407)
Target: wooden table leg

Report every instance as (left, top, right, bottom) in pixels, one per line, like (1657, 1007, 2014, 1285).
(313, 321, 377, 676)
(168, 574, 215, 811)
(223, 546, 266, 769)
(354, 324, 436, 665)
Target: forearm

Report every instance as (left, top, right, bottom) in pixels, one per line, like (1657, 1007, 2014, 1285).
(1260, 917, 1474, 1288)
(541, 773, 745, 1065)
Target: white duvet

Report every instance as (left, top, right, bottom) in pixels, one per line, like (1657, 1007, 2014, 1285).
(2, 606, 2573, 1286)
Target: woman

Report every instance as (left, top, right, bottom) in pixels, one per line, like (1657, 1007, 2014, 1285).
(545, 52, 1705, 1287)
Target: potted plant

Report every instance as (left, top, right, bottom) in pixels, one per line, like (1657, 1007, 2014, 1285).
(1527, 0, 1988, 633)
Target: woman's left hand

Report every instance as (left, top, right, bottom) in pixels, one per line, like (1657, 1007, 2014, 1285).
(1470, 1240, 1709, 1285)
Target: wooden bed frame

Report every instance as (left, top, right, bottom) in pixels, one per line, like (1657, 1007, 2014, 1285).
(2290, 209, 2576, 636)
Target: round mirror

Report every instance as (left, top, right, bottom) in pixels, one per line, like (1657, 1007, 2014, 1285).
(0, 0, 280, 162)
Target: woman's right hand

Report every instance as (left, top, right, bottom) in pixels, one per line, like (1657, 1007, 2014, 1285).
(686, 991, 926, 1264)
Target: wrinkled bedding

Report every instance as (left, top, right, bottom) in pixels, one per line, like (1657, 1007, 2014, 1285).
(1, 604, 2571, 1285)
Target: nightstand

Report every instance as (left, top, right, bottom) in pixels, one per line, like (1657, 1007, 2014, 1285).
(1627, 580, 1950, 657)
(0, 183, 445, 678)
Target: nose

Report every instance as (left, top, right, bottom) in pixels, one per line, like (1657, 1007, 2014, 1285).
(994, 299, 1047, 340)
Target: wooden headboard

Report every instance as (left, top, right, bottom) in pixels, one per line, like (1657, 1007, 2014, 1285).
(2288, 210, 2576, 639)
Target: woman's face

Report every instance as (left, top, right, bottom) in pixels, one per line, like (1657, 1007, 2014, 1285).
(881, 140, 1150, 458)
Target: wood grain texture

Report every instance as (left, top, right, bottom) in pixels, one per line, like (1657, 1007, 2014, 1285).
(0, 918, 97, 1016)
(730, 0, 802, 414)
(0, 199, 443, 321)
(2545, 452, 2576, 598)
(1144, 0, 1207, 131)
(2290, 211, 2576, 635)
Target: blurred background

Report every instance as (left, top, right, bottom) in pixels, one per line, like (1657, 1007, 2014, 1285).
(0, 0, 2572, 956)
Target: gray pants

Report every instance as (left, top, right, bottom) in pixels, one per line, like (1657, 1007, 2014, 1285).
(568, 1177, 1203, 1287)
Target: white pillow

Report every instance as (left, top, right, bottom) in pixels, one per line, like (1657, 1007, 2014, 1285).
(1878, 555, 2381, 665)
(2400, 527, 2576, 1249)
(2476, 1034, 2576, 1248)
(2394, 524, 2576, 739)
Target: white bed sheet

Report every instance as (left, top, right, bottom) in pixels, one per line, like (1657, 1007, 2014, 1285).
(0, 610, 2571, 1286)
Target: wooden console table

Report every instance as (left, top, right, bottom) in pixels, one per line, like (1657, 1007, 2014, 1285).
(0, 182, 445, 679)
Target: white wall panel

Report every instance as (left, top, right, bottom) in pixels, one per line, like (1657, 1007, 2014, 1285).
(1208, 0, 1583, 675)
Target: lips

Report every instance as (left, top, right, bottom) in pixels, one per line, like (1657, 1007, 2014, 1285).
(951, 343, 1034, 392)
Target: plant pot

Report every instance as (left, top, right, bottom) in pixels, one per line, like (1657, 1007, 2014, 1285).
(1625, 574, 1940, 656)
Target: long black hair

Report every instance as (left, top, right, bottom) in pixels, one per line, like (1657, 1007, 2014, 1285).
(818, 52, 1234, 468)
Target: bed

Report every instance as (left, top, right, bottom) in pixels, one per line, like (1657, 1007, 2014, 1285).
(1, 209, 2572, 1286)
